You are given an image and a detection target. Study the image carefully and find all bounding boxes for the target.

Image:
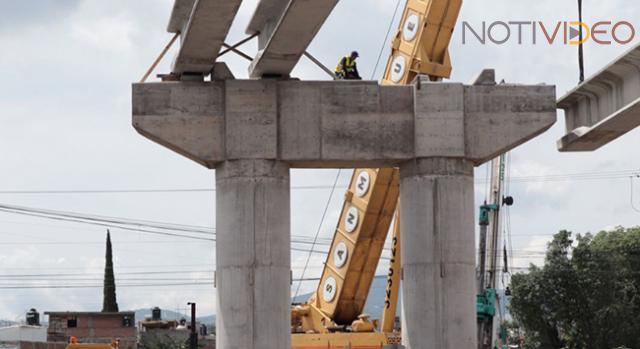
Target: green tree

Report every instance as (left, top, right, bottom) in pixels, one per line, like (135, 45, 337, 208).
(102, 230, 119, 312)
(509, 227, 640, 349)
(138, 333, 189, 349)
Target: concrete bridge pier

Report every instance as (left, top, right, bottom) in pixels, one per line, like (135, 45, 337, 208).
(215, 159, 291, 349)
(132, 75, 557, 348)
(400, 158, 476, 349)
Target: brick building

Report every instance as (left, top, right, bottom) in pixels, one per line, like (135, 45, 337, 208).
(44, 312, 136, 348)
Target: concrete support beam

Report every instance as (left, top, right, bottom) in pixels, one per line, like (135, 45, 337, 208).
(170, 0, 243, 74)
(246, 0, 289, 39)
(557, 43, 640, 151)
(247, 0, 339, 78)
(216, 159, 291, 349)
(400, 158, 476, 349)
(132, 80, 556, 168)
(167, 0, 196, 34)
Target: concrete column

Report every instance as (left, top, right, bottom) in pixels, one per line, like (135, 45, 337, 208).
(400, 158, 476, 349)
(215, 159, 291, 349)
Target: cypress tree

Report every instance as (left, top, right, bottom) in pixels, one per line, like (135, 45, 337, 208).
(102, 230, 119, 312)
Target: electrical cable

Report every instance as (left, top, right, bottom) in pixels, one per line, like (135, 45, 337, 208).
(630, 174, 640, 213)
(0, 207, 214, 241)
(293, 170, 342, 299)
(0, 204, 340, 247)
(484, 162, 490, 202)
(0, 275, 394, 289)
(371, 0, 404, 80)
(578, 0, 585, 83)
(505, 153, 514, 280)
(1, 168, 639, 198)
(0, 203, 215, 235)
(0, 184, 353, 195)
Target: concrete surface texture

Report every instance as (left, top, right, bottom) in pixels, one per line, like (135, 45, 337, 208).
(169, 0, 243, 74)
(167, 0, 336, 78)
(167, 0, 196, 34)
(399, 158, 476, 349)
(132, 74, 557, 349)
(215, 160, 291, 349)
(557, 42, 640, 151)
(247, 0, 339, 78)
(133, 78, 556, 169)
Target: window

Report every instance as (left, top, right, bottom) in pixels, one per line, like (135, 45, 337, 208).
(67, 317, 77, 328)
(122, 315, 133, 327)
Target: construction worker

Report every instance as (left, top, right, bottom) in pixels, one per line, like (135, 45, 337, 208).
(335, 51, 361, 80)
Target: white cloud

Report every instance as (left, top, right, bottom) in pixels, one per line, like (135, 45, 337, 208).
(510, 160, 571, 198)
(70, 13, 136, 52)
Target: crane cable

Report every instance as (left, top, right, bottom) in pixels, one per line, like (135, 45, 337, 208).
(578, 0, 585, 83)
(293, 0, 405, 298)
(371, 0, 404, 80)
(293, 170, 342, 299)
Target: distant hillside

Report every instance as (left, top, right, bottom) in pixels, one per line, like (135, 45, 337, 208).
(130, 277, 393, 329)
(133, 309, 215, 326)
(294, 276, 399, 319)
(133, 277, 508, 327)
(0, 319, 18, 328)
(295, 277, 510, 321)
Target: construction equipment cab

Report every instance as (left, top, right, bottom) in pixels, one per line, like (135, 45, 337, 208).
(335, 51, 361, 80)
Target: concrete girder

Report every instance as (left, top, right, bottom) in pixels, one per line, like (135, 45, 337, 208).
(132, 79, 557, 169)
(557, 42, 640, 151)
(169, 0, 243, 75)
(246, 0, 339, 78)
(167, 0, 196, 34)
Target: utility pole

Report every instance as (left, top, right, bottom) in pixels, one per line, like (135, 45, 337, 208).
(187, 302, 198, 349)
(477, 154, 512, 349)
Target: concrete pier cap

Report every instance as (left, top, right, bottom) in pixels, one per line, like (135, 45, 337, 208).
(132, 73, 556, 349)
(132, 76, 557, 169)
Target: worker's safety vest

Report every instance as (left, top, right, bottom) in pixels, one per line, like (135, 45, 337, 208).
(336, 56, 357, 73)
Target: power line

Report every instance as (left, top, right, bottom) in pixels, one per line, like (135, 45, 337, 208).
(0, 203, 338, 245)
(0, 270, 215, 278)
(0, 207, 214, 241)
(0, 277, 342, 290)
(0, 282, 215, 289)
(0, 184, 353, 195)
(630, 175, 640, 214)
(2, 168, 636, 198)
(0, 203, 215, 234)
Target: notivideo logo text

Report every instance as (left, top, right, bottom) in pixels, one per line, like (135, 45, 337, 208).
(462, 21, 636, 45)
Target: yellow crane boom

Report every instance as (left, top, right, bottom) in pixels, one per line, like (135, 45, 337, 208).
(383, 0, 461, 84)
(292, 1, 462, 346)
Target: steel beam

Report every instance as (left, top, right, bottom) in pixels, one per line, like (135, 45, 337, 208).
(170, 0, 243, 75)
(557, 43, 640, 151)
(247, 0, 339, 78)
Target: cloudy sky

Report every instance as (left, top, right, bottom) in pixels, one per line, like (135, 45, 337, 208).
(1, 0, 639, 322)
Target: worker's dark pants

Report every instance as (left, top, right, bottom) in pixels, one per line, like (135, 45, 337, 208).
(336, 72, 361, 80)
